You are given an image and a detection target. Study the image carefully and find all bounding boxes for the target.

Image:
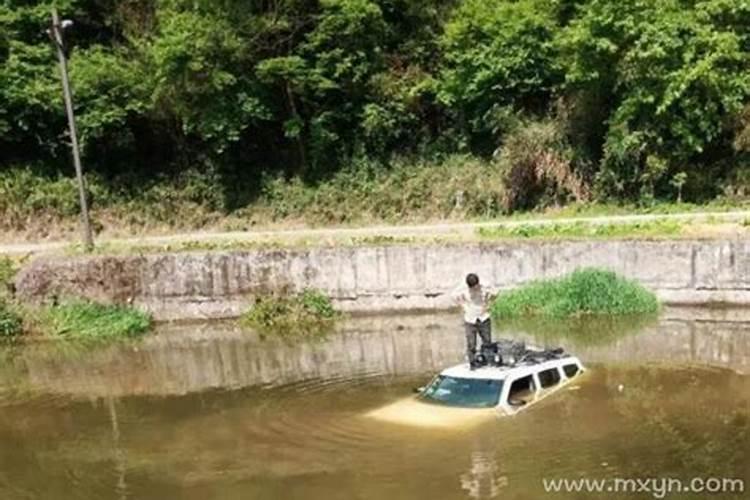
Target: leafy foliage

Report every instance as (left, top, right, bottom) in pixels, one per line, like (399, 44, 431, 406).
(0, 257, 16, 293)
(559, 0, 750, 200)
(439, 0, 560, 146)
(0, 257, 22, 341)
(491, 268, 660, 318)
(498, 118, 588, 211)
(241, 289, 340, 338)
(0, 299, 23, 340)
(1, 0, 749, 221)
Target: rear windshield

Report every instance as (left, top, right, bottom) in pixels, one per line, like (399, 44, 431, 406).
(420, 375, 503, 409)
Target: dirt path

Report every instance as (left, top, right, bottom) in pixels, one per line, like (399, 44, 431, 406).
(1, 210, 749, 256)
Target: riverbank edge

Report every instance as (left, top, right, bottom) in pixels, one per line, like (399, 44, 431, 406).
(11, 238, 750, 321)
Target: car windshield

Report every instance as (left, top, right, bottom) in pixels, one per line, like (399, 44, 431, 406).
(420, 375, 503, 408)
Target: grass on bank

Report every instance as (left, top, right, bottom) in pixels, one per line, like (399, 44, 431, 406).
(63, 234, 441, 256)
(0, 257, 151, 343)
(35, 301, 152, 343)
(3, 159, 748, 243)
(491, 268, 660, 319)
(3, 300, 152, 344)
(507, 198, 750, 220)
(0, 156, 506, 239)
(241, 289, 341, 338)
(478, 219, 684, 240)
(0, 299, 152, 344)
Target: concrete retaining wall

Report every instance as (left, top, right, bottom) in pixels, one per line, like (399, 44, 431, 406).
(14, 239, 750, 320)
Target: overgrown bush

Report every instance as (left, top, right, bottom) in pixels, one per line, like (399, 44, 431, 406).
(0, 168, 90, 231)
(241, 289, 340, 338)
(498, 119, 590, 212)
(491, 268, 659, 318)
(0, 156, 505, 237)
(260, 155, 506, 223)
(0, 299, 23, 340)
(0, 258, 22, 340)
(0, 165, 230, 236)
(724, 164, 750, 198)
(0, 257, 16, 295)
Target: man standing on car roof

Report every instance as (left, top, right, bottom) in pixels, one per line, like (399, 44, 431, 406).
(452, 273, 492, 367)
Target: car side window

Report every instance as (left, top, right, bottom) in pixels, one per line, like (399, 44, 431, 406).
(538, 368, 561, 388)
(507, 375, 536, 406)
(563, 364, 579, 378)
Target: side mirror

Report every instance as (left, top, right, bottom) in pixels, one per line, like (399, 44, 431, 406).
(412, 386, 425, 394)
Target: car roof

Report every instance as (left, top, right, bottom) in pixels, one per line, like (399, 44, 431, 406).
(439, 356, 581, 381)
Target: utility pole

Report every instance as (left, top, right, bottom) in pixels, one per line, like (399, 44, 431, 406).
(49, 7, 94, 251)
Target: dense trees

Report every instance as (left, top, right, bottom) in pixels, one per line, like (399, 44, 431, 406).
(1, 0, 748, 215)
(560, 0, 750, 201)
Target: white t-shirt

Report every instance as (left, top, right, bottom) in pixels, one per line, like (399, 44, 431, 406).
(452, 284, 490, 323)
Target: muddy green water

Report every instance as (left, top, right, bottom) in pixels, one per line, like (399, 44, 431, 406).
(0, 309, 748, 500)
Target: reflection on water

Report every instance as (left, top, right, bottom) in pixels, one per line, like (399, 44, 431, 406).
(2, 308, 749, 397)
(0, 308, 748, 500)
(460, 448, 508, 500)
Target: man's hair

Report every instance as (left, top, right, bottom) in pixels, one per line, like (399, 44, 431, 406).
(466, 273, 479, 287)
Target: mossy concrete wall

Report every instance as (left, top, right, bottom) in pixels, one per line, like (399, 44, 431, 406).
(14, 240, 750, 320)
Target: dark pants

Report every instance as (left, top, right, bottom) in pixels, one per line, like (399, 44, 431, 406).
(465, 318, 492, 360)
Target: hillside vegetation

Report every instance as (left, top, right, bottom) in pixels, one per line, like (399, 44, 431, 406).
(2, 1, 749, 235)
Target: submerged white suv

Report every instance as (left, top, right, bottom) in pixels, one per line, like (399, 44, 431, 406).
(366, 341, 585, 427)
(418, 354, 585, 415)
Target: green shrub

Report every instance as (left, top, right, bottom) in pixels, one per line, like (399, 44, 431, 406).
(561, 0, 750, 202)
(0, 166, 227, 235)
(0, 257, 16, 294)
(241, 289, 340, 338)
(0, 168, 96, 230)
(491, 268, 660, 319)
(0, 259, 22, 340)
(439, 0, 560, 140)
(0, 299, 23, 340)
(41, 301, 152, 342)
(498, 119, 589, 212)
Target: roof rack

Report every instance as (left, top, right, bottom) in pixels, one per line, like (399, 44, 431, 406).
(472, 339, 566, 369)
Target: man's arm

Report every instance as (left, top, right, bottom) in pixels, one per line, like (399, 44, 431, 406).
(451, 285, 466, 305)
(482, 289, 494, 314)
